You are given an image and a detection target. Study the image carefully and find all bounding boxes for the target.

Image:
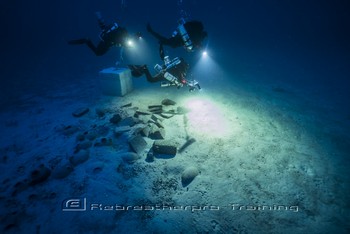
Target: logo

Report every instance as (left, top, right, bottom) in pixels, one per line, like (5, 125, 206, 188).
(62, 198, 87, 211)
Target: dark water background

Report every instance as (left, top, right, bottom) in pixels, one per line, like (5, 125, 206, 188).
(0, 0, 349, 112)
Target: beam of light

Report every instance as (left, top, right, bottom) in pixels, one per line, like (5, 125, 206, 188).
(122, 37, 156, 65)
(192, 51, 227, 88)
(192, 52, 216, 77)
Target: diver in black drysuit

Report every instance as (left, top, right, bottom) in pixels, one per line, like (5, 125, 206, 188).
(128, 57, 189, 84)
(68, 12, 130, 56)
(128, 56, 201, 91)
(147, 20, 207, 60)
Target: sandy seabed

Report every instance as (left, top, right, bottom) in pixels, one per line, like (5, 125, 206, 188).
(0, 74, 349, 234)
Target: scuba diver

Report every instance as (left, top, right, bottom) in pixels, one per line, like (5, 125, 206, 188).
(68, 12, 140, 56)
(128, 56, 201, 91)
(147, 18, 207, 59)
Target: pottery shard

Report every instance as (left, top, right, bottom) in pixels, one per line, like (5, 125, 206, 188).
(176, 106, 190, 114)
(94, 137, 113, 147)
(160, 113, 175, 119)
(69, 150, 89, 166)
(120, 152, 140, 164)
(121, 103, 132, 108)
(141, 126, 151, 137)
(161, 98, 176, 106)
(95, 108, 106, 117)
(181, 167, 199, 187)
(110, 114, 122, 124)
(76, 140, 92, 151)
(146, 150, 154, 162)
(150, 115, 164, 128)
(150, 114, 159, 122)
(148, 105, 163, 114)
(128, 135, 147, 154)
(52, 162, 73, 179)
(72, 107, 89, 117)
(85, 130, 98, 140)
(148, 105, 163, 109)
(29, 164, 51, 186)
(137, 115, 152, 124)
(60, 125, 79, 136)
(119, 117, 136, 126)
(136, 110, 152, 116)
(153, 140, 177, 155)
(149, 127, 165, 140)
(115, 126, 131, 134)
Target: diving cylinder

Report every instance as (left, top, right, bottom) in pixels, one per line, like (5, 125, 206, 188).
(161, 82, 174, 87)
(99, 23, 119, 41)
(164, 56, 171, 65)
(164, 57, 181, 70)
(164, 72, 182, 86)
(177, 18, 193, 52)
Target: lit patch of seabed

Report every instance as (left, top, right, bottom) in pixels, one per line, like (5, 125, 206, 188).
(180, 96, 236, 139)
(172, 86, 350, 231)
(99, 84, 348, 232)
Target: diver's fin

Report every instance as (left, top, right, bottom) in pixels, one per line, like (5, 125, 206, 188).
(128, 65, 147, 77)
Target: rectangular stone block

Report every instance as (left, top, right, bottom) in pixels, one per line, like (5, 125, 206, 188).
(128, 135, 147, 154)
(153, 140, 177, 155)
(99, 67, 133, 96)
(115, 126, 131, 134)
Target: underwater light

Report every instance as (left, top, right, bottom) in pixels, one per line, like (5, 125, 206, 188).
(202, 50, 208, 57)
(127, 39, 134, 47)
(135, 32, 142, 39)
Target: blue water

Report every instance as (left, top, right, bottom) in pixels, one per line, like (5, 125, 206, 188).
(0, 0, 349, 233)
(1, 0, 349, 109)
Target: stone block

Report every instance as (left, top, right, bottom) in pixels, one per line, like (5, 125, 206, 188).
(161, 99, 176, 106)
(141, 126, 151, 137)
(128, 135, 147, 154)
(72, 108, 89, 117)
(110, 114, 122, 124)
(153, 140, 177, 155)
(149, 126, 165, 139)
(69, 150, 90, 166)
(99, 67, 133, 96)
(120, 152, 140, 164)
(119, 117, 136, 126)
